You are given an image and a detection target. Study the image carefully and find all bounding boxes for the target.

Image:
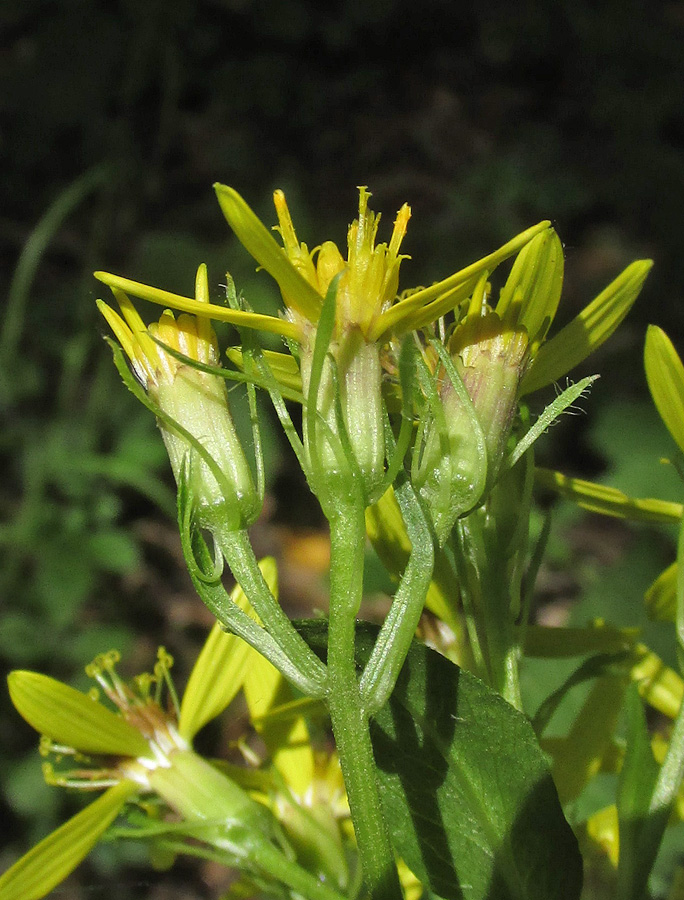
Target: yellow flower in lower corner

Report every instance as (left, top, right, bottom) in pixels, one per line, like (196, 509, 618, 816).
(0, 564, 279, 900)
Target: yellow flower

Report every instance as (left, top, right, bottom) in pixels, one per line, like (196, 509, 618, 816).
(97, 263, 259, 530)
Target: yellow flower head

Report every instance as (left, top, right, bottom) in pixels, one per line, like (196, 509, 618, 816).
(96, 264, 219, 397)
(272, 186, 411, 339)
(97, 264, 259, 530)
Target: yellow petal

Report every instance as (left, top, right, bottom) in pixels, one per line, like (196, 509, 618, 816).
(94, 271, 299, 340)
(520, 259, 652, 395)
(534, 467, 682, 525)
(645, 325, 684, 454)
(372, 220, 551, 340)
(0, 781, 135, 900)
(8, 671, 150, 758)
(550, 675, 627, 805)
(214, 184, 323, 323)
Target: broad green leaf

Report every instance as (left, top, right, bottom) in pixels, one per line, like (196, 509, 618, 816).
(214, 184, 323, 323)
(0, 781, 135, 900)
(497, 228, 564, 345)
(645, 562, 678, 622)
(534, 466, 683, 524)
(299, 621, 582, 900)
(178, 561, 272, 740)
(616, 686, 664, 900)
(645, 326, 684, 453)
(520, 259, 652, 395)
(8, 671, 151, 758)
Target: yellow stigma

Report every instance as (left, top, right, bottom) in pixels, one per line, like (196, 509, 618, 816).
(273, 187, 411, 338)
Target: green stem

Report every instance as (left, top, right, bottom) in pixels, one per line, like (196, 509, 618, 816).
(214, 525, 328, 696)
(326, 499, 402, 900)
(252, 841, 348, 900)
(360, 475, 434, 715)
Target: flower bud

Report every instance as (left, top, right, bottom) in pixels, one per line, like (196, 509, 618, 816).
(98, 266, 260, 531)
(448, 313, 529, 485)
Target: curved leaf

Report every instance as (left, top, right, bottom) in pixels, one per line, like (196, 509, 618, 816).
(645, 325, 684, 454)
(520, 259, 652, 395)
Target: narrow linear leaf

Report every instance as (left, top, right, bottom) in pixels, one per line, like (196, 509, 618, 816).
(0, 781, 136, 900)
(616, 687, 663, 900)
(520, 259, 652, 395)
(534, 467, 683, 524)
(8, 671, 150, 758)
(645, 326, 684, 454)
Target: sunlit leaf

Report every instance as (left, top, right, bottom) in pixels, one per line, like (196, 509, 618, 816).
(534, 467, 682, 524)
(0, 781, 135, 900)
(520, 259, 652, 395)
(497, 227, 564, 345)
(645, 562, 678, 622)
(8, 671, 150, 758)
(179, 558, 277, 740)
(645, 325, 684, 454)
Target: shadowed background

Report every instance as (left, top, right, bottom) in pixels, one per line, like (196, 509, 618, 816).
(2, 1, 684, 896)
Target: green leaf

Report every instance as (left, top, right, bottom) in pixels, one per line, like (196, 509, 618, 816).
(0, 781, 135, 900)
(178, 557, 277, 740)
(645, 562, 678, 622)
(616, 686, 664, 900)
(520, 259, 652, 395)
(497, 227, 564, 345)
(534, 467, 683, 524)
(645, 325, 684, 454)
(213, 184, 323, 323)
(8, 671, 151, 758)
(298, 621, 582, 900)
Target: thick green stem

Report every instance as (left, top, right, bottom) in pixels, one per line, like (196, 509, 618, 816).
(326, 500, 402, 900)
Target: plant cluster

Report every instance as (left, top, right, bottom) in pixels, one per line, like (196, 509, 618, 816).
(2, 184, 683, 900)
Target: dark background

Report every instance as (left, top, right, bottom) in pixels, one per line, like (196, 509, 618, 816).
(2, 1, 684, 897)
